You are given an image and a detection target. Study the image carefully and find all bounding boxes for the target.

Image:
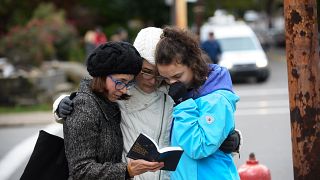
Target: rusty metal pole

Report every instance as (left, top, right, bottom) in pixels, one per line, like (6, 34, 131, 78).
(284, 0, 320, 179)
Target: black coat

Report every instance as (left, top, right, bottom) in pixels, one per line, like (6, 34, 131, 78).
(64, 78, 127, 180)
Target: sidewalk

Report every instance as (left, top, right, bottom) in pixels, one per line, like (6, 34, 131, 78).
(0, 111, 55, 126)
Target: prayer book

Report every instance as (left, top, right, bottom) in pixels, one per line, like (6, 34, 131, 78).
(127, 133, 183, 171)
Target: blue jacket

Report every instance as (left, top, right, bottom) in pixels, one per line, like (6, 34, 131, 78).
(170, 64, 240, 180)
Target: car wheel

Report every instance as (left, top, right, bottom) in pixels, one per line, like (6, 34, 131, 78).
(257, 71, 269, 83)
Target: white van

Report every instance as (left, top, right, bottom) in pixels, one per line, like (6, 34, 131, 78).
(200, 16, 270, 82)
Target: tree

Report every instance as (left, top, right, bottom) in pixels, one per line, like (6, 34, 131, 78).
(0, 3, 81, 67)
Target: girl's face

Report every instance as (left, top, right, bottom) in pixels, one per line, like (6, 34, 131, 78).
(157, 60, 193, 88)
(105, 74, 135, 102)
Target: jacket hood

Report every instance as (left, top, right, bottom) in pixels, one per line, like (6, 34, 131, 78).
(188, 64, 233, 99)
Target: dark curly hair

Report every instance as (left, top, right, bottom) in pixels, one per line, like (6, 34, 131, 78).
(155, 26, 209, 90)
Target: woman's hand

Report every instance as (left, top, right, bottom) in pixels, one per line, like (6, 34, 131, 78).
(57, 96, 73, 118)
(127, 159, 164, 177)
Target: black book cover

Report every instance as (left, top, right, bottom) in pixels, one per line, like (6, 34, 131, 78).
(126, 133, 183, 171)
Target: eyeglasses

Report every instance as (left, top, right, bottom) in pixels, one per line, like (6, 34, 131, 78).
(140, 71, 164, 81)
(108, 76, 135, 90)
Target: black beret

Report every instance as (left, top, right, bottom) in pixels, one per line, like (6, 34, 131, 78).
(87, 42, 143, 77)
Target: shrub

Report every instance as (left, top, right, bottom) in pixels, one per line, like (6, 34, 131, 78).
(0, 3, 83, 68)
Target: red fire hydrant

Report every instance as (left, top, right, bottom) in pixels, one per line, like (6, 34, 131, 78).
(238, 153, 271, 180)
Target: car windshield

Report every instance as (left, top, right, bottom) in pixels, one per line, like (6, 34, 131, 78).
(217, 37, 258, 52)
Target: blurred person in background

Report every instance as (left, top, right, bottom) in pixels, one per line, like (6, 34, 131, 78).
(155, 26, 240, 180)
(201, 31, 222, 64)
(63, 41, 164, 179)
(110, 27, 129, 42)
(94, 26, 107, 46)
(84, 26, 108, 64)
(84, 29, 96, 57)
(55, 27, 241, 180)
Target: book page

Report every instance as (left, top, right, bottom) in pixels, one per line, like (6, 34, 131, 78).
(127, 133, 184, 170)
(141, 133, 183, 153)
(159, 146, 183, 153)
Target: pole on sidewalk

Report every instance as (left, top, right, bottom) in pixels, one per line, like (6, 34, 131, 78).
(175, 0, 187, 28)
(193, 0, 204, 36)
(284, 0, 320, 179)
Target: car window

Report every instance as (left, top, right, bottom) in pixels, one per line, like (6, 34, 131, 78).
(217, 37, 258, 52)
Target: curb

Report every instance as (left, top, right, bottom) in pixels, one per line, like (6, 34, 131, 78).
(0, 111, 55, 126)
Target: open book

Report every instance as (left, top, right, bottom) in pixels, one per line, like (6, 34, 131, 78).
(126, 133, 183, 171)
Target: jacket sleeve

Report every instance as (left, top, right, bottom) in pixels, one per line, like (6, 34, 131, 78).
(52, 94, 69, 123)
(172, 92, 235, 159)
(63, 95, 127, 180)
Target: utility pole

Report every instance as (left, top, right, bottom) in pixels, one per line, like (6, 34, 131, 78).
(193, 0, 204, 36)
(266, 0, 275, 28)
(175, 0, 187, 28)
(284, 0, 320, 179)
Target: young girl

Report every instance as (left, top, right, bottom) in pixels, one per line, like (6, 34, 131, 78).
(155, 27, 240, 180)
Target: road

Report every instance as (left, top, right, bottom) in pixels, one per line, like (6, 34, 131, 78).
(233, 47, 292, 180)
(0, 47, 294, 180)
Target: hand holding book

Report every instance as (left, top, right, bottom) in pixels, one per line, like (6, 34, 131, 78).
(127, 159, 164, 177)
(127, 133, 183, 171)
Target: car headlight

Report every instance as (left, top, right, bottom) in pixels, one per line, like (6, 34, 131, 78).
(256, 59, 268, 68)
(219, 60, 233, 69)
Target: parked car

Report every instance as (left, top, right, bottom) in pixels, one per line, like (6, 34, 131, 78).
(200, 17, 270, 82)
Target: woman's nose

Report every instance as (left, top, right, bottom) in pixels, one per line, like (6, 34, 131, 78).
(119, 87, 128, 94)
(169, 79, 178, 84)
(149, 77, 156, 85)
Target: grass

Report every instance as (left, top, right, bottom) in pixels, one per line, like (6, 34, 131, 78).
(0, 104, 51, 114)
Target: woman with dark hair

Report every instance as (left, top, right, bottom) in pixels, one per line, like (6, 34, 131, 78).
(63, 42, 164, 180)
(155, 27, 240, 180)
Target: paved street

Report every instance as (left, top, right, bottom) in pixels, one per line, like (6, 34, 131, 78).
(0, 112, 53, 126)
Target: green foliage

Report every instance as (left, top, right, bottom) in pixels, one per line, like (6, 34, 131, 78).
(0, 0, 290, 58)
(78, 0, 169, 31)
(33, 3, 65, 20)
(0, 3, 83, 67)
(104, 23, 124, 39)
(126, 0, 170, 27)
(0, 104, 51, 114)
(0, 0, 35, 32)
